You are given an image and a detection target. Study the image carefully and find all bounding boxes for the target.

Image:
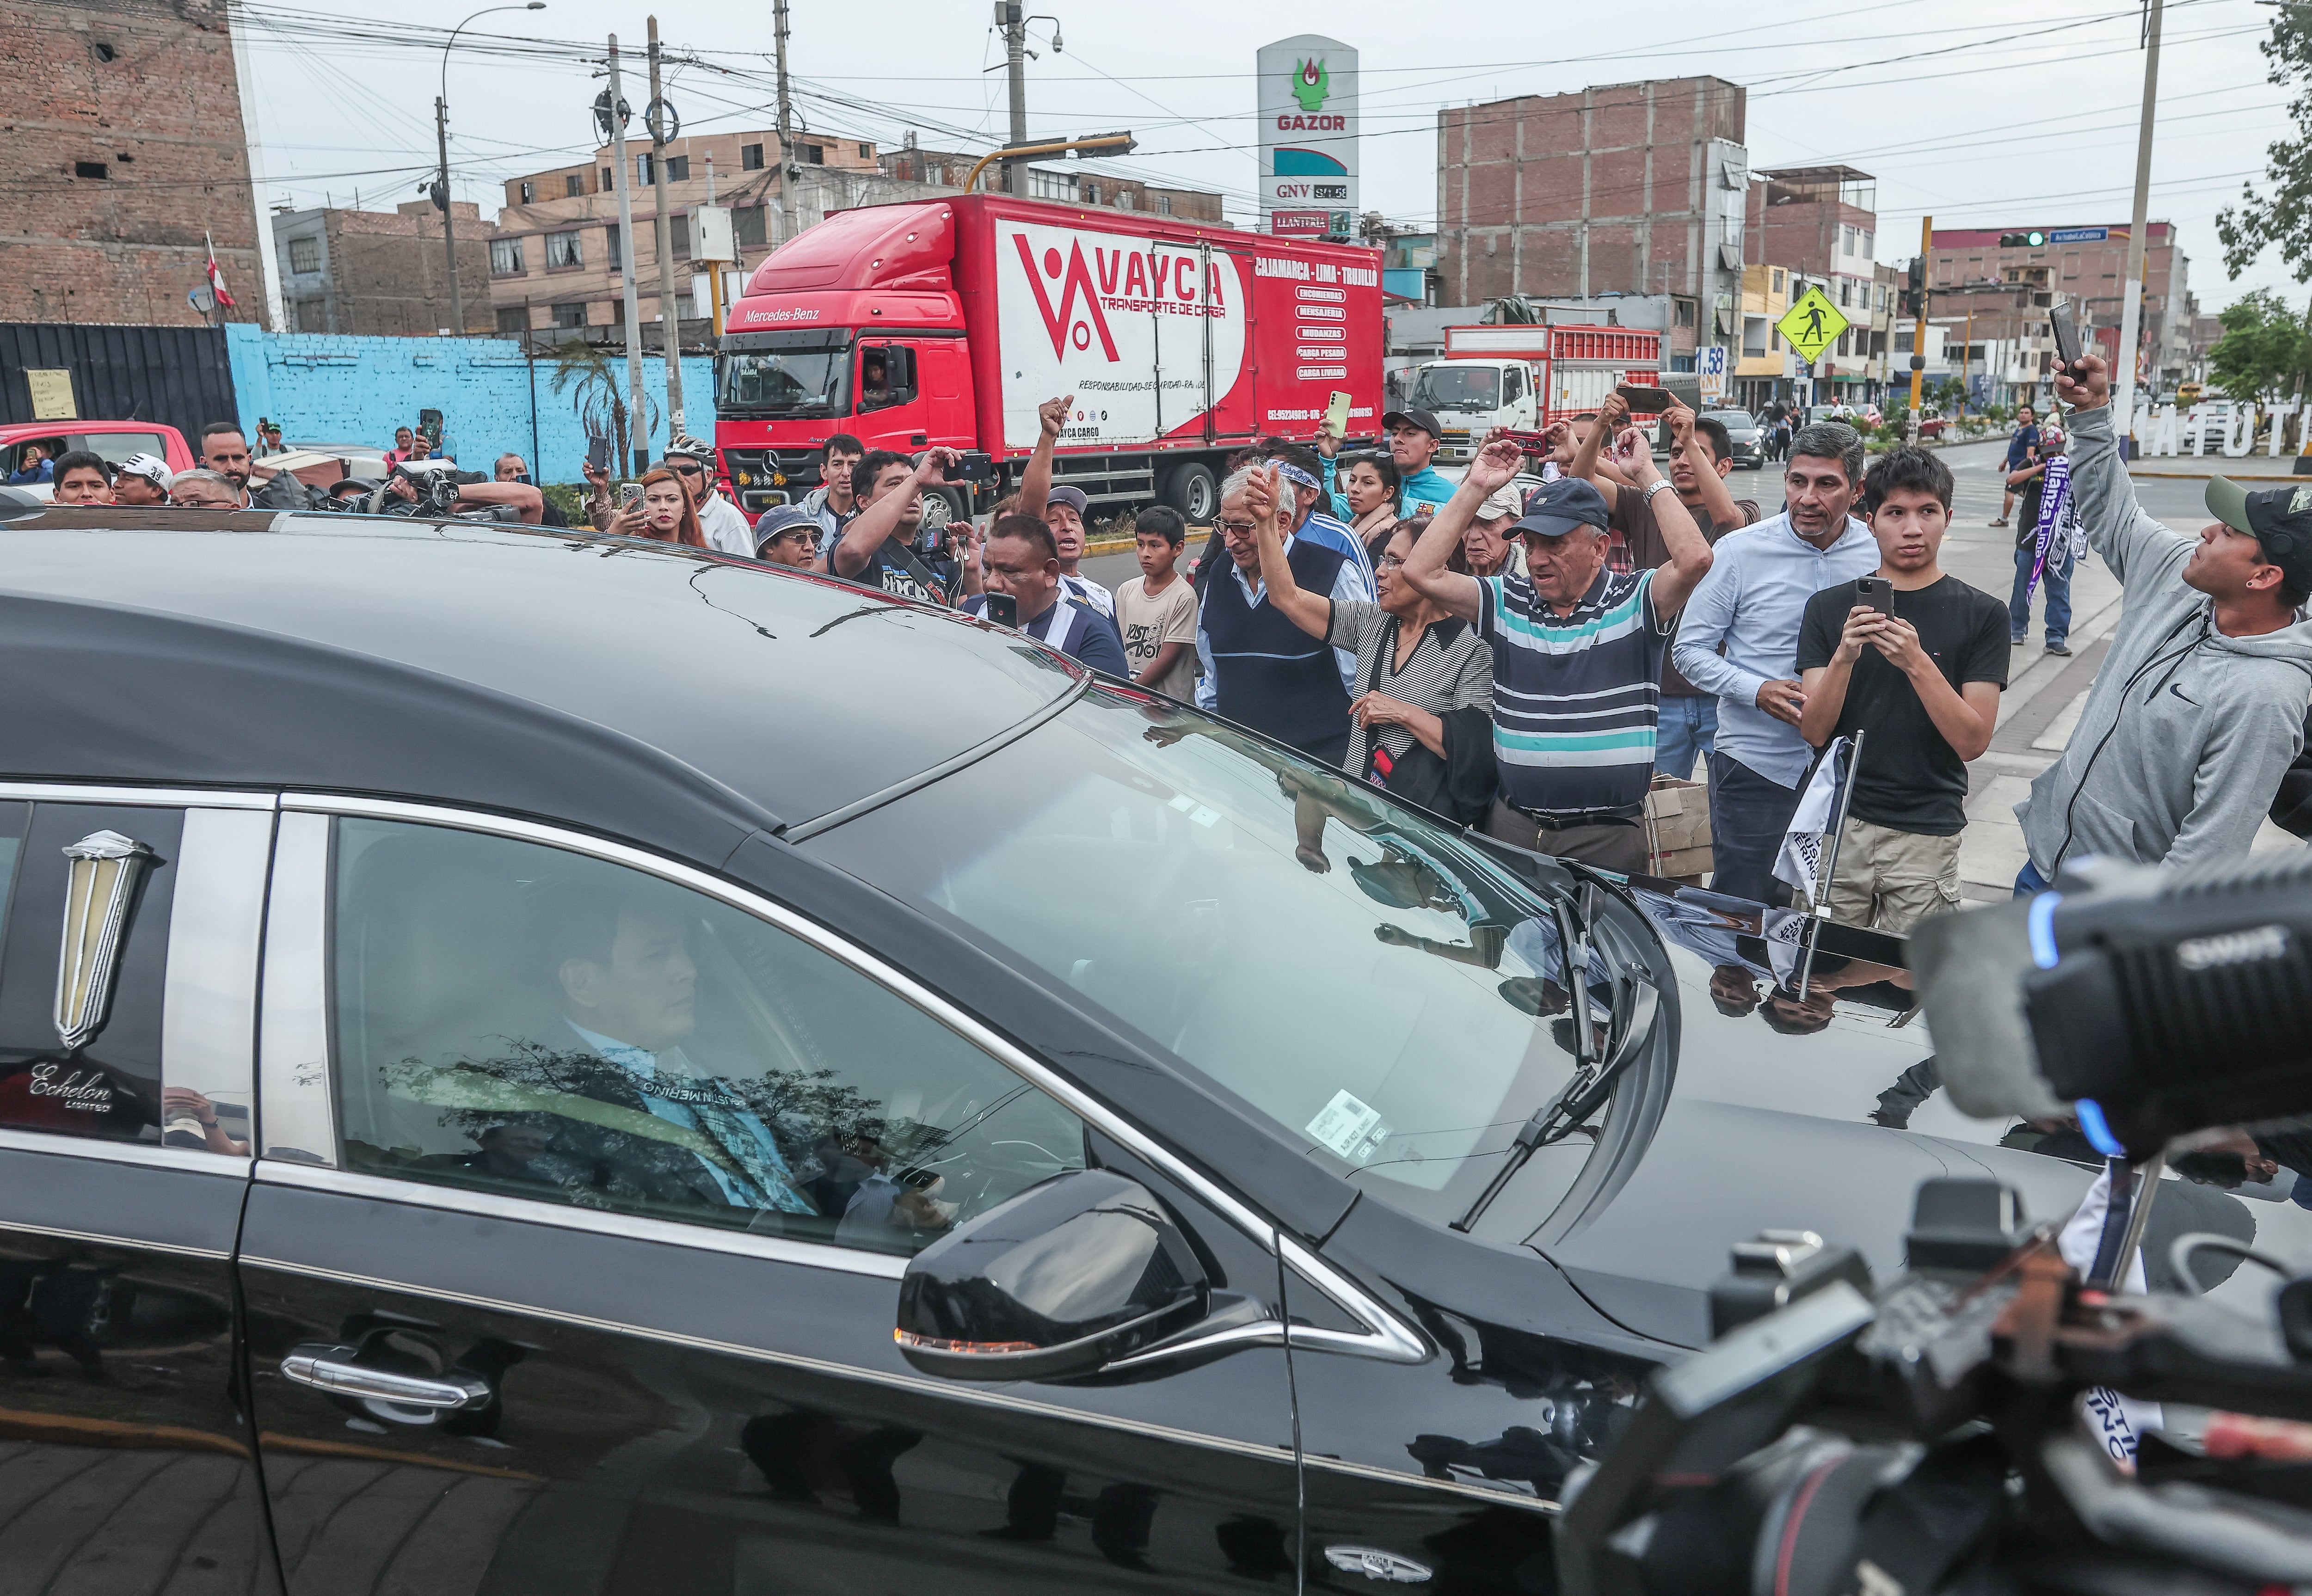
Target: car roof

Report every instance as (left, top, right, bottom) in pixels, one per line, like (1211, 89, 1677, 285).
(0, 509, 1081, 864)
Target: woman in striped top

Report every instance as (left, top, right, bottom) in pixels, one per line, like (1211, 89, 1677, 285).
(1242, 466, 1497, 824)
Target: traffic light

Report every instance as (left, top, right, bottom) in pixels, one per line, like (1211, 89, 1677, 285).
(1901, 257, 1925, 318)
(1998, 231, 2048, 249)
(1898, 289, 1921, 319)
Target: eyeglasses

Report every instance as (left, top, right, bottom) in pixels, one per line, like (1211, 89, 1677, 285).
(670, 462, 705, 476)
(1216, 517, 1260, 535)
(1376, 553, 1408, 569)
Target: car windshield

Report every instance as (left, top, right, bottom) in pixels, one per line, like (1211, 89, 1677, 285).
(717, 344, 852, 418)
(1705, 411, 1755, 430)
(805, 688, 1610, 1222)
(1408, 364, 1502, 413)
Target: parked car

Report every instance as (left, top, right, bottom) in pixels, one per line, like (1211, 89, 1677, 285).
(1917, 407, 1947, 440)
(7, 496, 2256, 1595)
(0, 420, 195, 497)
(1702, 409, 1767, 470)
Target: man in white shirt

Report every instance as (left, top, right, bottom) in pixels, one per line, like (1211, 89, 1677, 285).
(665, 433, 756, 557)
(1671, 422, 1878, 906)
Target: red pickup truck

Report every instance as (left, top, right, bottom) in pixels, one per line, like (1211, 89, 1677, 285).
(0, 421, 196, 493)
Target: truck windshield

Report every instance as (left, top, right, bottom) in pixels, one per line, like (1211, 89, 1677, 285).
(717, 342, 852, 418)
(1409, 364, 1502, 414)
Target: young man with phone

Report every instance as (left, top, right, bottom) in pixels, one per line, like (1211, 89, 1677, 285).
(1792, 447, 2009, 933)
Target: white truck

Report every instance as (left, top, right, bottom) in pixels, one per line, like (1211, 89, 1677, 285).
(1399, 324, 1671, 464)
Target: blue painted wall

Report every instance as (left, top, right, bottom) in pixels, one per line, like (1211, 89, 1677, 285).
(222, 325, 715, 482)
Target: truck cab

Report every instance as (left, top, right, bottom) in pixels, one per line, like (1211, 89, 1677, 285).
(716, 204, 975, 518)
(1402, 359, 1538, 464)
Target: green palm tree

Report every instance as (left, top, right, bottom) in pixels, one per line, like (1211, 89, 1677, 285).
(548, 338, 657, 473)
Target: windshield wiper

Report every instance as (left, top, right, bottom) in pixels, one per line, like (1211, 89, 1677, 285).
(1451, 887, 1659, 1234)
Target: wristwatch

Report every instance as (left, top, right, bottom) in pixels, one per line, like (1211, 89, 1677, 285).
(1643, 479, 1676, 502)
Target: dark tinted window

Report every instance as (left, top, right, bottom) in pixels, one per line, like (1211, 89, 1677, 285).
(0, 804, 179, 1143)
(329, 819, 1085, 1255)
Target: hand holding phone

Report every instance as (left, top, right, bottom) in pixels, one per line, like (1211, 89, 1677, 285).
(1323, 390, 1353, 437)
(1615, 384, 1672, 415)
(983, 592, 1018, 627)
(618, 481, 644, 510)
(2049, 297, 2085, 378)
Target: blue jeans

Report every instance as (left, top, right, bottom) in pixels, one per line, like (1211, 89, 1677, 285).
(1705, 749, 1802, 908)
(2015, 859, 2052, 898)
(1655, 695, 1718, 780)
(2009, 543, 2071, 647)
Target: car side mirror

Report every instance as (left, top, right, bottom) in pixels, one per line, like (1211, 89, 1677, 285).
(895, 1168, 1210, 1382)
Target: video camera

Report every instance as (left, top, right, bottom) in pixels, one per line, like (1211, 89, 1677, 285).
(1558, 849, 2312, 1595)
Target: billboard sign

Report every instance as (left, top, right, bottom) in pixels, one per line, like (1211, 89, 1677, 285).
(1259, 34, 1357, 241)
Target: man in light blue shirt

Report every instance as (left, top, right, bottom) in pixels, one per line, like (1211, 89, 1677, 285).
(1672, 422, 1878, 906)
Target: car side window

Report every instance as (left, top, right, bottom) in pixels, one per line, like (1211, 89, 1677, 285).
(328, 818, 1086, 1256)
(0, 803, 187, 1145)
(856, 345, 918, 413)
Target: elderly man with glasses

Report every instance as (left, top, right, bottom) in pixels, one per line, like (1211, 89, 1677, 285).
(664, 432, 755, 556)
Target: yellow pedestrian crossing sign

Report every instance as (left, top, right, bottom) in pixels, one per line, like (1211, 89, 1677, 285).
(1777, 288, 1849, 365)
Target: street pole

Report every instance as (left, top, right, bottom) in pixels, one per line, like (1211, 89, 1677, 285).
(706, 151, 726, 338)
(1908, 215, 1933, 437)
(772, 0, 799, 245)
(1962, 301, 1976, 413)
(2114, 0, 2165, 457)
(434, 94, 461, 333)
(646, 15, 684, 435)
(607, 35, 650, 473)
(1001, 2, 1027, 196)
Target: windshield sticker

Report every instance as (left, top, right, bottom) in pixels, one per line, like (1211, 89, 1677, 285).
(1306, 1089, 1388, 1163)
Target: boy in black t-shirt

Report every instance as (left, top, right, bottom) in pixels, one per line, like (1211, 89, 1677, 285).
(1794, 447, 2010, 933)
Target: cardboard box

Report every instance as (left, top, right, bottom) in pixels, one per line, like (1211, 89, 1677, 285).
(1645, 775, 1714, 879)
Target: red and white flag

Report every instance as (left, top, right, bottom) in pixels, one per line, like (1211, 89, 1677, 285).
(203, 232, 236, 308)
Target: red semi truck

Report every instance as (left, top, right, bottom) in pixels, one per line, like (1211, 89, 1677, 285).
(713, 194, 1385, 525)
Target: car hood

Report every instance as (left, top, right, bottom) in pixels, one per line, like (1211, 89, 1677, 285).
(1523, 884, 2111, 1348)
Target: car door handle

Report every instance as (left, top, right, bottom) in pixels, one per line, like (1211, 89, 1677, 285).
(279, 1343, 492, 1409)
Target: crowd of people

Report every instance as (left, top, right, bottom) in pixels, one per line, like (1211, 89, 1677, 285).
(40, 355, 2312, 945)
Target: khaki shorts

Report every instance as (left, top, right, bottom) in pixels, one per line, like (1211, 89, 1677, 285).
(1798, 818, 1962, 936)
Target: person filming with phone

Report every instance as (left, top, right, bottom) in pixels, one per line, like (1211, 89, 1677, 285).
(824, 448, 962, 603)
(959, 516, 1131, 675)
(1793, 447, 2009, 933)
(2012, 350, 2312, 890)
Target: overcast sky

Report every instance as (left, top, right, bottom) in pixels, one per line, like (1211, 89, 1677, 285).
(237, 0, 2305, 315)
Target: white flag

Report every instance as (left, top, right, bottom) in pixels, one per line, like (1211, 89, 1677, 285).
(1772, 737, 1850, 900)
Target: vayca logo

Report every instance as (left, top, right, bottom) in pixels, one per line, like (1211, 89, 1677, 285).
(1015, 235, 1120, 361)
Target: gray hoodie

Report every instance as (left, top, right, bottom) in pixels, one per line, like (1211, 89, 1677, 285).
(2017, 404, 2312, 875)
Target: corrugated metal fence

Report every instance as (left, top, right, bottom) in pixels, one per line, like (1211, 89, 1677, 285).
(0, 324, 237, 447)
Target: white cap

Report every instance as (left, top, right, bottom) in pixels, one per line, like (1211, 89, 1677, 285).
(1477, 481, 1528, 522)
(117, 453, 172, 490)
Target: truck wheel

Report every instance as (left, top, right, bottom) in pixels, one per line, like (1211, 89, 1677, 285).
(1162, 461, 1217, 523)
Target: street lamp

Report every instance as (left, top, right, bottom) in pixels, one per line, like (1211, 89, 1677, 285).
(437, 2, 545, 337)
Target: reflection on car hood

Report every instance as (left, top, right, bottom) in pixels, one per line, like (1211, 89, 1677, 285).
(1527, 882, 2110, 1349)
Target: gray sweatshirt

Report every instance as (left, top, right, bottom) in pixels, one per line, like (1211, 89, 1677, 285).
(2017, 404, 2312, 875)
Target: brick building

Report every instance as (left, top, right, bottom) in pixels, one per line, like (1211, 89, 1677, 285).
(1433, 76, 1748, 359)
(1925, 223, 2191, 391)
(4, 0, 270, 326)
(271, 202, 492, 337)
(883, 142, 1225, 222)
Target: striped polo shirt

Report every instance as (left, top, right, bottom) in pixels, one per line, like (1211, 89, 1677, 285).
(1474, 565, 1669, 816)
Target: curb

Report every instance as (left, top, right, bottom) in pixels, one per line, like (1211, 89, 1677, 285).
(2128, 468, 2305, 481)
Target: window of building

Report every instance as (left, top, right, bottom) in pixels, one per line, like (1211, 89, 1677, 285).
(324, 818, 1085, 1254)
(545, 230, 584, 269)
(1839, 279, 1851, 307)
(1116, 190, 1135, 210)
(671, 214, 691, 257)
(1861, 230, 1874, 258)
(636, 153, 653, 186)
(799, 142, 824, 165)
(490, 236, 526, 275)
(858, 142, 873, 159)
(1771, 268, 1784, 294)
(74, 161, 108, 180)
(288, 236, 320, 275)
(566, 173, 585, 198)
(601, 166, 614, 193)
(604, 224, 623, 268)
(666, 155, 690, 183)
(1156, 195, 1173, 216)
(1082, 182, 1100, 204)
(742, 143, 764, 171)
(734, 205, 768, 247)
(1029, 168, 1075, 201)
(552, 302, 588, 330)
(1674, 298, 1696, 328)
(496, 307, 528, 336)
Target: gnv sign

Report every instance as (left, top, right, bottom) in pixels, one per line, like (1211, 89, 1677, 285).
(1259, 33, 1359, 240)
(997, 221, 1249, 450)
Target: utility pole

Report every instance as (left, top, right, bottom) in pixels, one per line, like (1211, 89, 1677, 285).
(2113, 0, 2164, 457)
(772, 0, 799, 245)
(435, 97, 462, 334)
(607, 35, 649, 473)
(1908, 215, 1933, 437)
(646, 15, 684, 435)
(705, 151, 726, 338)
(1000, 2, 1027, 196)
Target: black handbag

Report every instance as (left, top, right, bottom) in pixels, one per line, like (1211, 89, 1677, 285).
(1359, 622, 1496, 827)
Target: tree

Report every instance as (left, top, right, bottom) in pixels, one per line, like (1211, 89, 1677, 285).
(2219, 9, 2312, 281)
(2206, 289, 2312, 400)
(547, 338, 656, 472)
